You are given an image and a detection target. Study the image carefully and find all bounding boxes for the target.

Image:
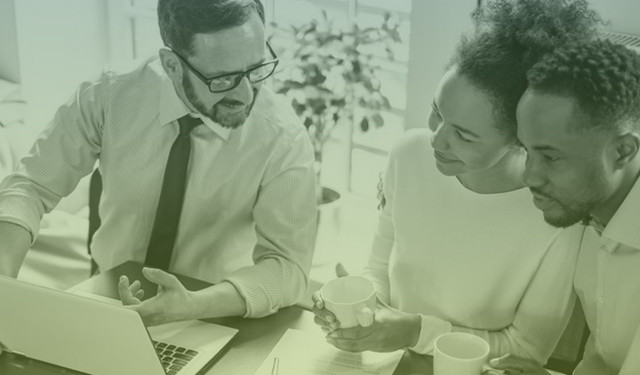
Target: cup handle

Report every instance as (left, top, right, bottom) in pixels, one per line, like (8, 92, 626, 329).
(356, 304, 374, 327)
(482, 364, 506, 374)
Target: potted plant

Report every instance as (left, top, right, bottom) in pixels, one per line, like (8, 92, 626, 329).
(271, 11, 402, 205)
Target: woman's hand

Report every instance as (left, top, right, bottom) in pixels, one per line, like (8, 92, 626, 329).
(311, 263, 349, 333)
(325, 299, 421, 352)
(311, 263, 421, 353)
(488, 354, 551, 375)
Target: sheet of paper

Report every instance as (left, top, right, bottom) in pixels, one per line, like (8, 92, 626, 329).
(253, 328, 404, 375)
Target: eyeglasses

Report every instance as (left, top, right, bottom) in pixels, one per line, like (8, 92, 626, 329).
(171, 42, 279, 93)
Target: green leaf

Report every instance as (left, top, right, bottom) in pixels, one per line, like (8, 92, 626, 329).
(304, 117, 314, 129)
(371, 113, 384, 128)
(308, 98, 327, 115)
(381, 96, 391, 110)
(360, 117, 370, 132)
(292, 100, 306, 117)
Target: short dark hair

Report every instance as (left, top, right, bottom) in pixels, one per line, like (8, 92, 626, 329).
(158, 0, 265, 57)
(527, 40, 640, 133)
(449, 0, 602, 143)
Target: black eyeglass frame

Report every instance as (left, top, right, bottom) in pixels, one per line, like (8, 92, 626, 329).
(170, 42, 279, 93)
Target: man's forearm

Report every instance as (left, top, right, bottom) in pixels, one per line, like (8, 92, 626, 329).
(0, 221, 32, 277)
(188, 281, 248, 319)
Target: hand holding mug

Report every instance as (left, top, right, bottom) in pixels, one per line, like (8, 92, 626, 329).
(325, 299, 421, 353)
(488, 354, 550, 375)
(312, 263, 420, 352)
(312, 263, 353, 332)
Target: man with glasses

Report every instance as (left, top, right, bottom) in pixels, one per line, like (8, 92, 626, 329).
(0, 0, 317, 325)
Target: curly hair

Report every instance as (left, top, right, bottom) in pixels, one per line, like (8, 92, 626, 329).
(449, 0, 603, 143)
(158, 0, 265, 57)
(527, 40, 640, 133)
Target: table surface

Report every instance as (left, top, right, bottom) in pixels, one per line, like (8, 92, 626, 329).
(1, 261, 433, 375)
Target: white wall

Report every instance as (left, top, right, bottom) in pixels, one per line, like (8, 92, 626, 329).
(404, 0, 476, 129)
(0, 0, 20, 83)
(14, 0, 109, 129)
(403, 0, 640, 131)
(589, 0, 640, 36)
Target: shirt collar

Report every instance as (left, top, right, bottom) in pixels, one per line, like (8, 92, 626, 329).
(159, 75, 231, 141)
(600, 175, 640, 252)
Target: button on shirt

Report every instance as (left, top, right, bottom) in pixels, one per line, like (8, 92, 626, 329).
(0, 56, 317, 318)
(573, 176, 640, 375)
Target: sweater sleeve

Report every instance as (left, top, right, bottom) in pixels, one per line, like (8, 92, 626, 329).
(362, 147, 398, 305)
(409, 226, 585, 365)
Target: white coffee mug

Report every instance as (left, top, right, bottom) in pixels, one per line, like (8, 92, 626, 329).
(434, 332, 490, 375)
(320, 276, 376, 328)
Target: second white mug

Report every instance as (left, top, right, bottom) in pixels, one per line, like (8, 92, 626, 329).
(434, 332, 490, 375)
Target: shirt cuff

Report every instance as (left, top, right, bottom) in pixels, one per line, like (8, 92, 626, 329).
(408, 314, 453, 355)
(0, 193, 44, 243)
(225, 272, 276, 318)
(224, 260, 307, 319)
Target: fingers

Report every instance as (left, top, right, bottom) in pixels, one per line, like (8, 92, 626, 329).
(142, 267, 181, 290)
(118, 276, 139, 305)
(335, 262, 349, 278)
(489, 354, 542, 373)
(129, 279, 145, 300)
(313, 312, 339, 331)
(311, 291, 340, 331)
(326, 334, 369, 353)
(326, 326, 372, 341)
(129, 280, 142, 295)
(135, 289, 145, 300)
(311, 291, 325, 309)
(356, 307, 374, 327)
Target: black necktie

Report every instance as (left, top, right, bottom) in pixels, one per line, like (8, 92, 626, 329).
(145, 115, 202, 270)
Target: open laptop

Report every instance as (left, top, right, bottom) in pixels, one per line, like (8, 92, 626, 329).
(0, 275, 238, 375)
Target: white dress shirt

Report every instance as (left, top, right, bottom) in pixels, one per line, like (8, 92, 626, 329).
(0, 56, 317, 318)
(364, 129, 580, 363)
(573, 176, 640, 375)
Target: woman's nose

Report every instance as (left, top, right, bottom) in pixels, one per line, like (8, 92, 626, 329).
(430, 122, 450, 151)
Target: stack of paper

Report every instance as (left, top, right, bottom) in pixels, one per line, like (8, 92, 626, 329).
(254, 329, 404, 375)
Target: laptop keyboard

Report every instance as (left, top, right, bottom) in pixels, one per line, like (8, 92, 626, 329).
(153, 340, 199, 375)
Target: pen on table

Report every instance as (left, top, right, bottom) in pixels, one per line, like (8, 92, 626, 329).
(271, 357, 280, 375)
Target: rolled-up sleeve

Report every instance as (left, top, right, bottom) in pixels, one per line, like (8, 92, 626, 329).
(0, 79, 103, 241)
(225, 126, 317, 318)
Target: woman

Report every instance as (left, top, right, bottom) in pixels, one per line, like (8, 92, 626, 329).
(312, 0, 601, 364)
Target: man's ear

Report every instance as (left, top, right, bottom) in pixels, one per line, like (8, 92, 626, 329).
(159, 48, 182, 82)
(613, 132, 640, 169)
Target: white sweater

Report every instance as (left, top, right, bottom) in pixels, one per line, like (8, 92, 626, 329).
(364, 129, 582, 363)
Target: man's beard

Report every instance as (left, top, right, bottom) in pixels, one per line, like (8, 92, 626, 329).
(532, 189, 595, 228)
(530, 169, 610, 228)
(182, 73, 259, 129)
